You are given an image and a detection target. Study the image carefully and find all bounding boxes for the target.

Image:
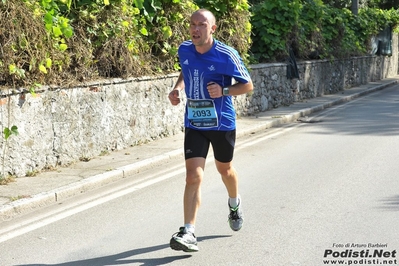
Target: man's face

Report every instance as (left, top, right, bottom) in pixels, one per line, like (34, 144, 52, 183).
(190, 11, 216, 49)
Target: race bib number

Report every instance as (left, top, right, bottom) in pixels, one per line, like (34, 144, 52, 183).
(187, 99, 218, 128)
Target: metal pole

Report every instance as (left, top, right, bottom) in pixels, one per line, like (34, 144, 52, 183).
(352, 0, 359, 15)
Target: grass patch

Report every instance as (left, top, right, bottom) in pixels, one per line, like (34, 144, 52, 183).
(9, 195, 31, 201)
(0, 175, 15, 185)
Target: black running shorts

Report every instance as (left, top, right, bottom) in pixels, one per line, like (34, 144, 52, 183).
(184, 128, 236, 163)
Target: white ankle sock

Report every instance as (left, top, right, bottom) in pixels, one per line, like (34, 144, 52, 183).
(229, 195, 240, 208)
(184, 223, 195, 234)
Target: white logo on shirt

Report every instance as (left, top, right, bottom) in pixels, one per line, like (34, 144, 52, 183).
(208, 65, 215, 71)
(183, 59, 189, 65)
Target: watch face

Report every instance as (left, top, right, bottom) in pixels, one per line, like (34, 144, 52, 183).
(223, 88, 229, 95)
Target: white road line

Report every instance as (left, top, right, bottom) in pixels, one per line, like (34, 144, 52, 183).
(0, 165, 184, 243)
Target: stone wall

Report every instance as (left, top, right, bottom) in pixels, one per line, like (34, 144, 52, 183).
(0, 34, 398, 177)
(234, 53, 398, 116)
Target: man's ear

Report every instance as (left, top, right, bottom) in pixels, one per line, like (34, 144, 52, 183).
(211, 25, 217, 34)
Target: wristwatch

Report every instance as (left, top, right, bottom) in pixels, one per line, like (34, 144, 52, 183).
(223, 87, 230, 96)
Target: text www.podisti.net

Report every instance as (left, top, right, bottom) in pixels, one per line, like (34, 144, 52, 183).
(323, 248, 397, 265)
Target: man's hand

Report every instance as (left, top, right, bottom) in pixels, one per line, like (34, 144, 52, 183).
(207, 82, 222, 98)
(168, 89, 181, 105)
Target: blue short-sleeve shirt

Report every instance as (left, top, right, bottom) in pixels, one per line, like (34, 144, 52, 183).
(178, 39, 252, 131)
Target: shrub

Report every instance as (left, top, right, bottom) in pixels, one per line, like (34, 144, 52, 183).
(0, 0, 251, 88)
(250, 0, 399, 62)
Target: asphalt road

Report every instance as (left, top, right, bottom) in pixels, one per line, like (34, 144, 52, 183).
(1, 86, 399, 266)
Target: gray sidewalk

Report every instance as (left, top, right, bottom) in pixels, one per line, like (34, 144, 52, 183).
(1, 77, 398, 219)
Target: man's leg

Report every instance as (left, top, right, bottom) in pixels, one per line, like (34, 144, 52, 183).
(215, 160, 243, 231)
(184, 157, 206, 226)
(212, 130, 237, 198)
(215, 160, 238, 198)
(170, 128, 209, 252)
(170, 155, 206, 252)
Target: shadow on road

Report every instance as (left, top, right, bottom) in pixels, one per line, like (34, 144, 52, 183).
(378, 195, 399, 211)
(16, 235, 231, 266)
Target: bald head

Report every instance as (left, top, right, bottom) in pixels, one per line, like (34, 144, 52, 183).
(192, 9, 216, 27)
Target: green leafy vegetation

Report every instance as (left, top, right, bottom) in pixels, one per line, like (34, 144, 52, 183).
(0, 0, 254, 88)
(250, 0, 399, 62)
(0, 0, 201, 87)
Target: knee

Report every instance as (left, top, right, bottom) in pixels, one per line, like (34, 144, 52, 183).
(218, 168, 231, 177)
(186, 171, 202, 186)
(218, 164, 235, 178)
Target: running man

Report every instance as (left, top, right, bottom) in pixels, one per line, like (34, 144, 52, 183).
(168, 8, 253, 252)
